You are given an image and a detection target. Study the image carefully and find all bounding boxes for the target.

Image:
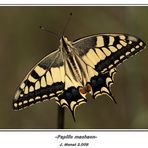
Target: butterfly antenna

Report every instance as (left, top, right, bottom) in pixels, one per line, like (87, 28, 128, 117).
(39, 26, 59, 39)
(62, 12, 73, 36)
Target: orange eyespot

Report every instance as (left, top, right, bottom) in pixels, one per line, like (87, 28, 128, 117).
(79, 87, 87, 94)
(86, 84, 92, 92)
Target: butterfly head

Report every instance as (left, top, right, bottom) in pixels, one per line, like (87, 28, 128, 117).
(60, 36, 74, 54)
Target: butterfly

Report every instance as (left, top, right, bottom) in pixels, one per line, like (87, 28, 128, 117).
(13, 33, 146, 120)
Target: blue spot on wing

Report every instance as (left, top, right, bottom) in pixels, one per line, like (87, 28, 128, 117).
(59, 87, 82, 104)
(90, 72, 110, 94)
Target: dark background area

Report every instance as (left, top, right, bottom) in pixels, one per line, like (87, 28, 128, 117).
(0, 6, 148, 129)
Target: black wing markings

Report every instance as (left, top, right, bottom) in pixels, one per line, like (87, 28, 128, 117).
(73, 33, 145, 103)
(13, 49, 65, 110)
(14, 33, 146, 120)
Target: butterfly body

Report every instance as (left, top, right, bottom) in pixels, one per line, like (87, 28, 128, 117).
(14, 34, 146, 119)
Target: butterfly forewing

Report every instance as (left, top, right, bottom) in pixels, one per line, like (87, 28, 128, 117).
(13, 49, 65, 110)
(73, 34, 146, 73)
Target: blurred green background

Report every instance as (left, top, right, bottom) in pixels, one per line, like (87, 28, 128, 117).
(0, 6, 148, 129)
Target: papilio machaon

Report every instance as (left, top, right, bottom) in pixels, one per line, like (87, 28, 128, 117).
(13, 34, 146, 119)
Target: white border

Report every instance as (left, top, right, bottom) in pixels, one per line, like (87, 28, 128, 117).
(0, 0, 147, 5)
(0, 130, 148, 148)
(0, 4, 147, 148)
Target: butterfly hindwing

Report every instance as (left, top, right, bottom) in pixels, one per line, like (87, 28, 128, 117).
(90, 68, 117, 103)
(58, 87, 87, 120)
(13, 49, 65, 110)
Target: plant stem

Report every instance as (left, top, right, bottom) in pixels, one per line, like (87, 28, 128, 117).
(57, 106, 65, 129)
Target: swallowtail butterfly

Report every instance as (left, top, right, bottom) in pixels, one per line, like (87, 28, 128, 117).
(14, 34, 146, 119)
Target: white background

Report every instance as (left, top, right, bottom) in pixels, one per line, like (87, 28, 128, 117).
(0, 0, 147, 5)
(0, 130, 148, 148)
